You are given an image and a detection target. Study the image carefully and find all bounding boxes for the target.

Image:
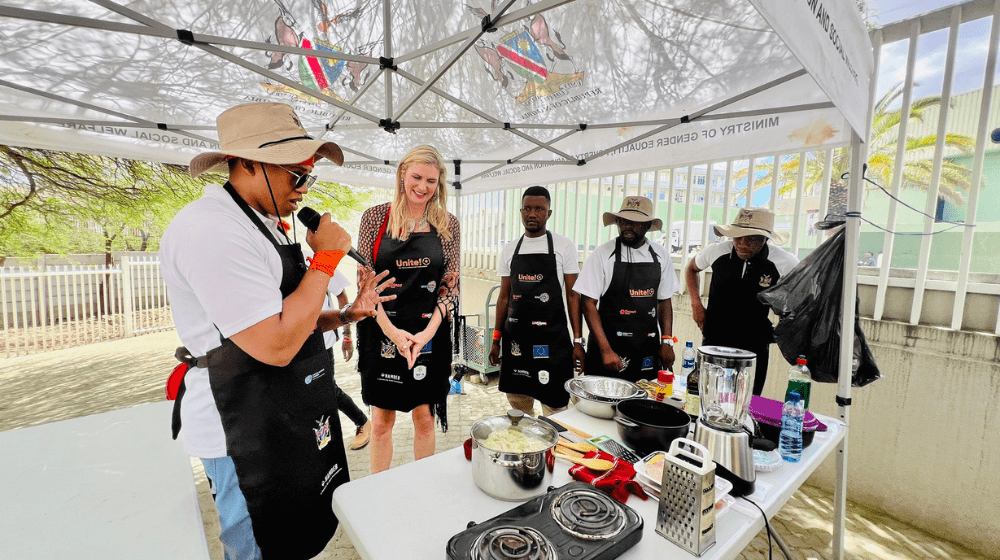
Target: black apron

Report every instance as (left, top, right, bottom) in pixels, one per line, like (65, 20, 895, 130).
(358, 229, 451, 411)
(203, 183, 348, 559)
(584, 239, 662, 382)
(498, 232, 573, 408)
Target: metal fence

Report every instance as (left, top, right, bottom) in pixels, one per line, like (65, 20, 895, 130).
(0, 256, 173, 358)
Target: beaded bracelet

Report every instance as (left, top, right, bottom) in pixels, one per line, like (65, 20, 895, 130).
(307, 250, 345, 277)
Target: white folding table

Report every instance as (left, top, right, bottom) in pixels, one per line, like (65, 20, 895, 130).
(333, 407, 845, 559)
(0, 402, 210, 560)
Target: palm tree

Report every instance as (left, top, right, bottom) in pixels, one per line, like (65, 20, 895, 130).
(733, 83, 976, 208)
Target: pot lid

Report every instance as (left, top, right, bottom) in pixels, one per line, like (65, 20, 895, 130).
(470, 410, 558, 448)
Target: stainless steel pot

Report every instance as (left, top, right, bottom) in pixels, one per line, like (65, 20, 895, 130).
(470, 410, 558, 501)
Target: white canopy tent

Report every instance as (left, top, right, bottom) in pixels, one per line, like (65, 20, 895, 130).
(0, 1, 873, 557)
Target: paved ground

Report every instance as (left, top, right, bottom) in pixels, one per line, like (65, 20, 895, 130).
(0, 330, 990, 560)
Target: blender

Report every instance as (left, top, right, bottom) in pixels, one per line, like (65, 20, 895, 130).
(693, 346, 757, 497)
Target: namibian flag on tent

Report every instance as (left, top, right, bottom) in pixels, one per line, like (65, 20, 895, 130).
(496, 30, 547, 84)
(298, 37, 346, 91)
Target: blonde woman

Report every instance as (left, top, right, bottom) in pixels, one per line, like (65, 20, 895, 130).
(356, 145, 460, 473)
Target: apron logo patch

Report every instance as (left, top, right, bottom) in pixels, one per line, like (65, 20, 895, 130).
(313, 416, 332, 450)
(759, 274, 772, 287)
(531, 320, 548, 326)
(620, 309, 636, 315)
(421, 341, 432, 353)
(629, 288, 655, 297)
(647, 332, 658, 337)
(422, 312, 433, 318)
(642, 357, 654, 369)
(538, 370, 550, 384)
(421, 280, 436, 292)
(535, 292, 550, 303)
(381, 340, 396, 358)
(511, 341, 522, 356)
(304, 368, 327, 384)
(616, 331, 633, 337)
(413, 365, 427, 380)
(514, 369, 530, 376)
(517, 273, 543, 282)
(512, 294, 522, 300)
(396, 257, 431, 268)
(532, 345, 549, 358)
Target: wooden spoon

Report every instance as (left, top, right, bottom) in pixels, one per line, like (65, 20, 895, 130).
(559, 437, 598, 454)
(553, 452, 616, 471)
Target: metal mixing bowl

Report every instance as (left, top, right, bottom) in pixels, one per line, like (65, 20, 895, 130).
(564, 376, 647, 418)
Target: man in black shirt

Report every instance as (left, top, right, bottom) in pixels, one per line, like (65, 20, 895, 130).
(685, 208, 799, 395)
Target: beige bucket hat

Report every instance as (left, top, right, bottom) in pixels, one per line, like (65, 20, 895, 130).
(714, 207, 789, 245)
(189, 102, 344, 177)
(602, 196, 663, 232)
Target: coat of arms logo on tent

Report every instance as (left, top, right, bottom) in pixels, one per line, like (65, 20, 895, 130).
(467, 4, 584, 104)
(261, 0, 377, 103)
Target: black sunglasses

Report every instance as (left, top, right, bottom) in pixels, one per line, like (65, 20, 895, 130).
(278, 165, 317, 190)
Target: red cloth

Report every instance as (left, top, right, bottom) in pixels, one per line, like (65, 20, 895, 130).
(568, 451, 648, 504)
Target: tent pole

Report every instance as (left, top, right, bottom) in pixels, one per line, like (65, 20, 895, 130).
(833, 131, 863, 560)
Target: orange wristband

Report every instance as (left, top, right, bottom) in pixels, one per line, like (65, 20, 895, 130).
(492, 329, 501, 341)
(307, 250, 345, 277)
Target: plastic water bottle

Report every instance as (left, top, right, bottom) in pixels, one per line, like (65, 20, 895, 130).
(677, 341, 695, 397)
(779, 391, 804, 463)
(785, 355, 812, 410)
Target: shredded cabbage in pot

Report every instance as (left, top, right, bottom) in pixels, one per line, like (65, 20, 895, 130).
(481, 428, 550, 453)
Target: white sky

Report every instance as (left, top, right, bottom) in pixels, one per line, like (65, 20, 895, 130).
(869, 0, 960, 24)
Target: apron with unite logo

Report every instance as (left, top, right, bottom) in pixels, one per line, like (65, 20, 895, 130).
(358, 227, 451, 411)
(584, 239, 662, 382)
(201, 183, 349, 559)
(498, 232, 573, 408)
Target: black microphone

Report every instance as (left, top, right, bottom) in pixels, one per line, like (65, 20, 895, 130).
(296, 206, 369, 267)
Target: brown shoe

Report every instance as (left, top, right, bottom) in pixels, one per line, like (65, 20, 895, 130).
(350, 421, 371, 450)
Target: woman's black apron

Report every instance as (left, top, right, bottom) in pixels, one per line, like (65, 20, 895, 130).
(358, 228, 451, 411)
(498, 232, 573, 408)
(205, 183, 349, 559)
(584, 239, 662, 383)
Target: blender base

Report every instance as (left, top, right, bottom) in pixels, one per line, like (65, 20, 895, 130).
(693, 418, 756, 498)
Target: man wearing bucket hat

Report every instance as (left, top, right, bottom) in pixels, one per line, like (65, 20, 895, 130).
(685, 207, 799, 395)
(574, 196, 679, 382)
(160, 102, 394, 559)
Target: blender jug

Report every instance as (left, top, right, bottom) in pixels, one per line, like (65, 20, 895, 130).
(698, 346, 756, 429)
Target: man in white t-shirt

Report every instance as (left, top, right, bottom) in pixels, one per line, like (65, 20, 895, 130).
(574, 196, 679, 382)
(489, 186, 583, 416)
(160, 102, 392, 559)
(321, 270, 371, 450)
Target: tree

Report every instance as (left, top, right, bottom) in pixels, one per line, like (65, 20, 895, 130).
(0, 146, 375, 263)
(732, 83, 977, 209)
(0, 146, 208, 263)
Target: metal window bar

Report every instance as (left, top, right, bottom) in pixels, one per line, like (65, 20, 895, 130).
(910, 6, 961, 325)
(874, 21, 920, 322)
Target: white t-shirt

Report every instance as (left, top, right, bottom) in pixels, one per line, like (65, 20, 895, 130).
(322, 270, 351, 349)
(573, 238, 679, 300)
(497, 231, 580, 289)
(161, 183, 291, 458)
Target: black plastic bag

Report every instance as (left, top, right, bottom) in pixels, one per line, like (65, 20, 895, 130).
(757, 228, 881, 387)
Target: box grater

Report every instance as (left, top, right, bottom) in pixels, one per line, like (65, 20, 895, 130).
(654, 438, 717, 556)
